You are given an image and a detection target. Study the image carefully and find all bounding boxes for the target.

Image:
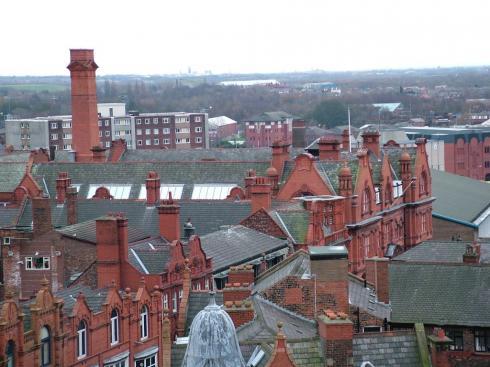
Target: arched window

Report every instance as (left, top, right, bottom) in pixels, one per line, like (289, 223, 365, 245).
(6, 340, 15, 367)
(40, 326, 51, 367)
(110, 309, 119, 345)
(362, 188, 371, 214)
(140, 305, 149, 340)
(77, 320, 87, 358)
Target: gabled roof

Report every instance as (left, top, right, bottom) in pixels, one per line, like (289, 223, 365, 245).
(55, 284, 109, 313)
(199, 225, 288, 273)
(18, 199, 252, 237)
(431, 169, 490, 224)
(57, 219, 150, 244)
(128, 237, 172, 274)
(269, 210, 309, 244)
(389, 262, 490, 327)
(0, 152, 31, 163)
(353, 331, 421, 366)
(31, 161, 270, 199)
(0, 163, 26, 192)
(393, 240, 490, 264)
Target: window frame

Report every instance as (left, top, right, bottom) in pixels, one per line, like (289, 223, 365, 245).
(446, 328, 464, 351)
(40, 326, 51, 367)
(25, 256, 50, 270)
(110, 309, 120, 345)
(140, 306, 149, 340)
(475, 328, 490, 352)
(77, 320, 88, 359)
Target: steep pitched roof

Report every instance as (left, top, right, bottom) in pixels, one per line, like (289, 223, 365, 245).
(199, 225, 288, 273)
(0, 206, 22, 228)
(393, 240, 490, 264)
(57, 219, 150, 244)
(353, 331, 421, 366)
(269, 210, 310, 244)
(18, 199, 252, 237)
(0, 163, 26, 192)
(389, 262, 490, 327)
(431, 169, 490, 224)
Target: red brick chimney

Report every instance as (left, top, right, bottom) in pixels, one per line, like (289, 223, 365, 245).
(146, 171, 161, 206)
(161, 311, 172, 367)
(428, 328, 452, 367)
(32, 195, 52, 237)
(224, 299, 254, 328)
(338, 164, 353, 224)
(66, 186, 78, 225)
(318, 137, 341, 160)
(67, 49, 100, 163)
(227, 264, 255, 284)
(341, 129, 350, 151)
(318, 310, 353, 367)
(157, 194, 181, 241)
(309, 246, 349, 314)
(250, 177, 272, 214)
(365, 257, 390, 303)
(271, 141, 290, 178)
(244, 169, 256, 199)
(362, 130, 381, 158)
(399, 150, 412, 203)
(55, 172, 72, 204)
(91, 146, 107, 163)
(109, 139, 127, 162)
(96, 214, 128, 289)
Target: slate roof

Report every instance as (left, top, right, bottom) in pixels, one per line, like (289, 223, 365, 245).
(393, 240, 490, 264)
(269, 210, 310, 244)
(17, 199, 252, 237)
(128, 238, 172, 274)
(55, 284, 108, 313)
(0, 163, 26, 192)
(31, 161, 270, 199)
(237, 295, 318, 341)
(431, 169, 490, 224)
(199, 225, 288, 273)
(120, 148, 290, 162)
(353, 331, 421, 367)
(184, 291, 224, 336)
(57, 219, 150, 244)
(0, 206, 21, 228)
(389, 262, 490, 327)
(0, 152, 31, 162)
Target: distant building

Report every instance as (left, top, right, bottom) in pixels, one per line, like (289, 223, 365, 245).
(219, 79, 280, 87)
(303, 81, 341, 95)
(6, 105, 209, 151)
(243, 111, 297, 147)
(208, 116, 237, 145)
(402, 126, 490, 181)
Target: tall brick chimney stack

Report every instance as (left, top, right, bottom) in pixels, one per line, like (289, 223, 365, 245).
(55, 172, 72, 204)
(318, 137, 341, 161)
(66, 186, 78, 225)
(32, 194, 52, 237)
(157, 194, 181, 241)
(365, 257, 390, 303)
(146, 171, 161, 206)
(271, 141, 290, 178)
(250, 177, 272, 214)
(96, 214, 128, 289)
(341, 129, 350, 151)
(361, 130, 381, 158)
(67, 49, 100, 162)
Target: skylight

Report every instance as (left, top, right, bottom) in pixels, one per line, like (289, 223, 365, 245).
(191, 184, 236, 200)
(139, 184, 184, 200)
(87, 184, 132, 199)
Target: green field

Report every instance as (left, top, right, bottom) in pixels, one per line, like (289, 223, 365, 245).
(0, 83, 69, 92)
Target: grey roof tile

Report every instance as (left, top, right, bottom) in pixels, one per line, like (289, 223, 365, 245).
(389, 262, 490, 327)
(200, 225, 288, 273)
(0, 163, 27, 192)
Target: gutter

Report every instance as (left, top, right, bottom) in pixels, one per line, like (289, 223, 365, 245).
(432, 212, 478, 229)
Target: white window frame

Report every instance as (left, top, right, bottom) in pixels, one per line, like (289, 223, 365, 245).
(145, 118, 150, 124)
(105, 141, 111, 148)
(77, 321, 87, 359)
(3, 237, 11, 245)
(105, 120, 110, 126)
(195, 137, 202, 143)
(163, 128, 170, 134)
(172, 291, 177, 313)
(145, 129, 151, 135)
(153, 128, 159, 135)
(140, 306, 149, 340)
(145, 139, 151, 146)
(136, 118, 142, 125)
(162, 117, 169, 124)
(195, 127, 202, 133)
(51, 122, 58, 129)
(137, 140, 143, 146)
(25, 256, 50, 270)
(195, 116, 202, 122)
(163, 293, 168, 310)
(153, 118, 159, 124)
(153, 139, 159, 145)
(51, 134, 58, 140)
(99, 131, 103, 137)
(105, 131, 110, 137)
(163, 139, 170, 144)
(110, 309, 119, 345)
(135, 355, 157, 367)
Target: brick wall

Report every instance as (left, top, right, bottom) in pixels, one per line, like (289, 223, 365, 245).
(240, 209, 287, 239)
(432, 217, 475, 241)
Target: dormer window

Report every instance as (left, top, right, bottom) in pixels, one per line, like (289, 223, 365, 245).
(362, 188, 371, 214)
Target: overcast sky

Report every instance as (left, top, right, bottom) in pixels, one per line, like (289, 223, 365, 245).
(2, 0, 489, 76)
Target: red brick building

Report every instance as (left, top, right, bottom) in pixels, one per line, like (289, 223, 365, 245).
(243, 111, 294, 147)
(0, 279, 171, 367)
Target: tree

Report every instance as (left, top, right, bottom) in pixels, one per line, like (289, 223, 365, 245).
(309, 100, 347, 128)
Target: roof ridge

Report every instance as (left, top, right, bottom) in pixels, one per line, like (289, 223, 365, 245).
(254, 294, 316, 325)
